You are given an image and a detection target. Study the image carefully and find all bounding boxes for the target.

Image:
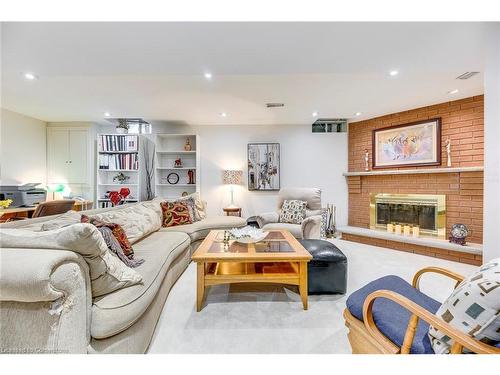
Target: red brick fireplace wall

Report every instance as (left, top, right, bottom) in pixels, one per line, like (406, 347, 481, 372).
(346, 96, 484, 264)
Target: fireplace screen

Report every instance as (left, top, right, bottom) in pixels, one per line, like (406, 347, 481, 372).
(370, 193, 446, 237)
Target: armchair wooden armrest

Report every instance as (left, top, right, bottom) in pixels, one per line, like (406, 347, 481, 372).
(362, 290, 500, 354)
(412, 267, 465, 290)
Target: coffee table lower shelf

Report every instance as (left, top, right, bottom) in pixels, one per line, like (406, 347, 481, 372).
(195, 261, 309, 311)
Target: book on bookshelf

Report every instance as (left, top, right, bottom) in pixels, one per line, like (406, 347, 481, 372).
(98, 135, 138, 152)
(98, 153, 138, 170)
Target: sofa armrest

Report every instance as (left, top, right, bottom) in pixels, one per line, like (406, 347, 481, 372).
(255, 212, 279, 228)
(362, 289, 500, 354)
(301, 215, 322, 239)
(0, 248, 91, 353)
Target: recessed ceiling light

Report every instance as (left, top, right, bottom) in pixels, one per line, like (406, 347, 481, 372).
(24, 72, 37, 80)
(204, 72, 213, 80)
(220, 112, 227, 117)
(389, 70, 399, 77)
(104, 112, 111, 117)
(448, 89, 459, 95)
(312, 111, 319, 117)
(355, 112, 362, 117)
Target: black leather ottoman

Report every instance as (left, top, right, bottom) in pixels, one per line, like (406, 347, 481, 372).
(299, 239, 347, 295)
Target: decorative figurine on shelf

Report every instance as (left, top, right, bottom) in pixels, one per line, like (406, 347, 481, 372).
(187, 169, 195, 184)
(174, 158, 183, 168)
(445, 139, 452, 167)
(113, 172, 130, 184)
(364, 149, 370, 171)
(184, 138, 192, 151)
(181, 191, 189, 197)
(449, 223, 469, 246)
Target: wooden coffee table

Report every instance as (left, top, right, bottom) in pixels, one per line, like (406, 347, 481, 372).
(191, 230, 313, 312)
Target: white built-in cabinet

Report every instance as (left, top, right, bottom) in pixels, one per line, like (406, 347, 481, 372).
(47, 127, 91, 185)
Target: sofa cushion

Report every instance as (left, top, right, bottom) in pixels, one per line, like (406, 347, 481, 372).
(346, 275, 441, 354)
(90, 202, 161, 244)
(429, 258, 500, 353)
(91, 231, 190, 339)
(262, 222, 303, 239)
(0, 224, 143, 297)
(160, 216, 246, 242)
(160, 201, 192, 227)
(279, 199, 307, 224)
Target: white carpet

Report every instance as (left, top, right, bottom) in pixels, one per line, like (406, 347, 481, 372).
(148, 239, 475, 353)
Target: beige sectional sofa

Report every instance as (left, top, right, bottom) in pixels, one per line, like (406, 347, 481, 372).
(0, 198, 246, 354)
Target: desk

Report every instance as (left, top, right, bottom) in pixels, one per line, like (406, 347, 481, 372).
(0, 200, 93, 222)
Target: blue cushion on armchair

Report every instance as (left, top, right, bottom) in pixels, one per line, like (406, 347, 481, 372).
(346, 275, 441, 354)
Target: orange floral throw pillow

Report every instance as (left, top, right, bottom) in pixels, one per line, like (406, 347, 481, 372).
(160, 201, 192, 227)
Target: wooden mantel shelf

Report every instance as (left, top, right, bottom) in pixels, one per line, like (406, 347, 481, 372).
(338, 226, 483, 255)
(343, 166, 483, 177)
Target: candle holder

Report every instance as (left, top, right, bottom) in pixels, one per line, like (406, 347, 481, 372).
(403, 225, 411, 236)
(413, 226, 420, 237)
(395, 223, 402, 235)
(386, 223, 394, 233)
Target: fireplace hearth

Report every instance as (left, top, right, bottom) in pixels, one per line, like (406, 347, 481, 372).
(370, 193, 446, 238)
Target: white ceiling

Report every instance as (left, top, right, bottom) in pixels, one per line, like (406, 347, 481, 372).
(0, 22, 488, 125)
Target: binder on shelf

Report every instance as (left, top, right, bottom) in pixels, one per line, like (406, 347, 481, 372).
(99, 135, 138, 152)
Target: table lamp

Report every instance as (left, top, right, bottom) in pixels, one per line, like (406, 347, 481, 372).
(222, 170, 243, 209)
(46, 184, 65, 201)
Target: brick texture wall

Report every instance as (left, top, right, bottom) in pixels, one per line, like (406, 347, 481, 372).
(349, 95, 484, 171)
(346, 96, 484, 264)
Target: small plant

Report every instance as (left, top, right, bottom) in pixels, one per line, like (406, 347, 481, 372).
(0, 199, 13, 209)
(113, 172, 130, 184)
(116, 119, 129, 133)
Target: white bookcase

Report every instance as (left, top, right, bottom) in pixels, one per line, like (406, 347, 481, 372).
(96, 134, 142, 208)
(155, 134, 200, 200)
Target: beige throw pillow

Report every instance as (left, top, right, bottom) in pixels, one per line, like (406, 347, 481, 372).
(90, 202, 161, 244)
(0, 224, 143, 297)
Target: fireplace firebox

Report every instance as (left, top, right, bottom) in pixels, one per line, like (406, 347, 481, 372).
(370, 193, 446, 238)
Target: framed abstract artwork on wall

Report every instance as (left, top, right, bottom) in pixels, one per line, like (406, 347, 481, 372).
(372, 118, 441, 169)
(247, 143, 280, 191)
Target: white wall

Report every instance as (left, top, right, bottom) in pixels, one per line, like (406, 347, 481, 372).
(141, 122, 349, 224)
(0, 108, 47, 185)
(483, 24, 500, 261)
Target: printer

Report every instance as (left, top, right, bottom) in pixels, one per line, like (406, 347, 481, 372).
(0, 183, 47, 207)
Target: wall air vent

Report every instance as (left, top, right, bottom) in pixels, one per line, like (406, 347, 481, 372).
(456, 72, 479, 80)
(312, 118, 348, 133)
(266, 103, 285, 108)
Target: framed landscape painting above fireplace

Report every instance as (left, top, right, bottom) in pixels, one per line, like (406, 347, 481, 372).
(372, 118, 441, 169)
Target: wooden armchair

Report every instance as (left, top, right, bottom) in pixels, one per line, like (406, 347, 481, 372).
(343, 267, 500, 354)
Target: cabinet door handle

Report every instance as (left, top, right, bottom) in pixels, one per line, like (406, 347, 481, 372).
(69, 161, 72, 163)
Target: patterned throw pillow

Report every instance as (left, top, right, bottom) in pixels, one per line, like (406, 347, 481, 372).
(279, 199, 307, 224)
(180, 197, 200, 222)
(160, 201, 192, 227)
(428, 258, 500, 353)
(81, 214, 135, 258)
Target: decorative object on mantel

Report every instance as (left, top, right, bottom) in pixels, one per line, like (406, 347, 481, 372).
(412, 226, 420, 237)
(449, 223, 469, 246)
(222, 169, 243, 209)
(167, 172, 180, 185)
(372, 118, 441, 169)
(187, 169, 195, 184)
(386, 223, 394, 233)
(113, 172, 130, 184)
(116, 119, 129, 134)
(394, 223, 402, 235)
(184, 137, 192, 151)
(343, 166, 484, 177)
(174, 158, 183, 168)
(364, 149, 370, 171)
(403, 225, 411, 236)
(247, 143, 280, 191)
(445, 138, 452, 167)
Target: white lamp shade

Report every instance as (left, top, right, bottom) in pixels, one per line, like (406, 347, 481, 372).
(222, 170, 243, 185)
